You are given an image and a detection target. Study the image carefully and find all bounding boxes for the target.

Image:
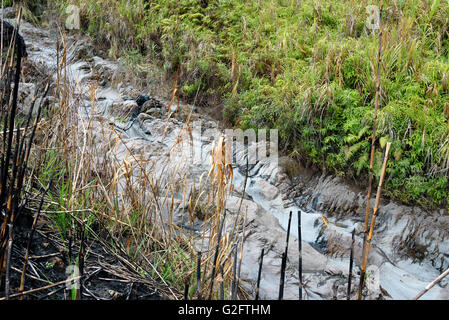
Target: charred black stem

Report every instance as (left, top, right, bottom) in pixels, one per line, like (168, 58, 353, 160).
(219, 265, 224, 300)
(0, 34, 22, 214)
(347, 228, 355, 300)
(255, 248, 264, 300)
(77, 223, 85, 300)
(298, 210, 302, 300)
(208, 209, 227, 300)
(184, 275, 190, 300)
(4, 223, 13, 299)
(279, 211, 292, 300)
(231, 239, 239, 300)
(196, 251, 202, 300)
(15, 83, 50, 216)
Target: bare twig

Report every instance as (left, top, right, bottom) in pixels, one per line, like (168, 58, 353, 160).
(413, 267, 449, 300)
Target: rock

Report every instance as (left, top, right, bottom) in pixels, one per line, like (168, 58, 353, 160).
(50, 257, 65, 272)
(14, 82, 35, 115)
(141, 97, 165, 111)
(135, 94, 150, 107)
(108, 290, 123, 300)
(273, 171, 289, 186)
(34, 96, 55, 115)
(138, 113, 153, 123)
(145, 107, 165, 118)
(108, 100, 139, 120)
(92, 56, 121, 86)
(67, 39, 94, 63)
(118, 85, 139, 98)
(277, 182, 291, 193)
(1, 20, 27, 57)
(139, 120, 152, 135)
(0, 7, 16, 19)
(253, 179, 279, 201)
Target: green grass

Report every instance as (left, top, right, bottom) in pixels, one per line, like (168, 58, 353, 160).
(49, 0, 449, 208)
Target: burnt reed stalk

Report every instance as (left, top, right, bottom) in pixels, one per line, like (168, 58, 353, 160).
(279, 211, 292, 300)
(196, 251, 202, 300)
(0, 49, 22, 213)
(219, 265, 224, 300)
(255, 248, 264, 300)
(4, 223, 12, 299)
(231, 240, 239, 300)
(0, 30, 22, 213)
(184, 275, 191, 300)
(208, 209, 227, 299)
(77, 223, 86, 300)
(13, 84, 49, 228)
(358, 0, 384, 300)
(347, 228, 355, 300)
(235, 233, 245, 299)
(16, 84, 50, 207)
(0, 11, 27, 275)
(297, 210, 302, 300)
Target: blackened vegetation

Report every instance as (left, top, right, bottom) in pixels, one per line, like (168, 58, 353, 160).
(0, 13, 48, 298)
(278, 211, 292, 300)
(347, 228, 355, 300)
(255, 248, 264, 300)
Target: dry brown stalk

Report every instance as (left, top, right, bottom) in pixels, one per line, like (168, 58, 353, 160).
(358, 142, 391, 299)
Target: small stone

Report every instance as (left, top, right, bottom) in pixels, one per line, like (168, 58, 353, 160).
(135, 94, 150, 107)
(146, 107, 164, 118)
(108, 290, 123, 300)
(254, 179, 279, 201)
(110, 100, 139, 119)
(142, 97, 164, 111)
(50, 257, 65, 272)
